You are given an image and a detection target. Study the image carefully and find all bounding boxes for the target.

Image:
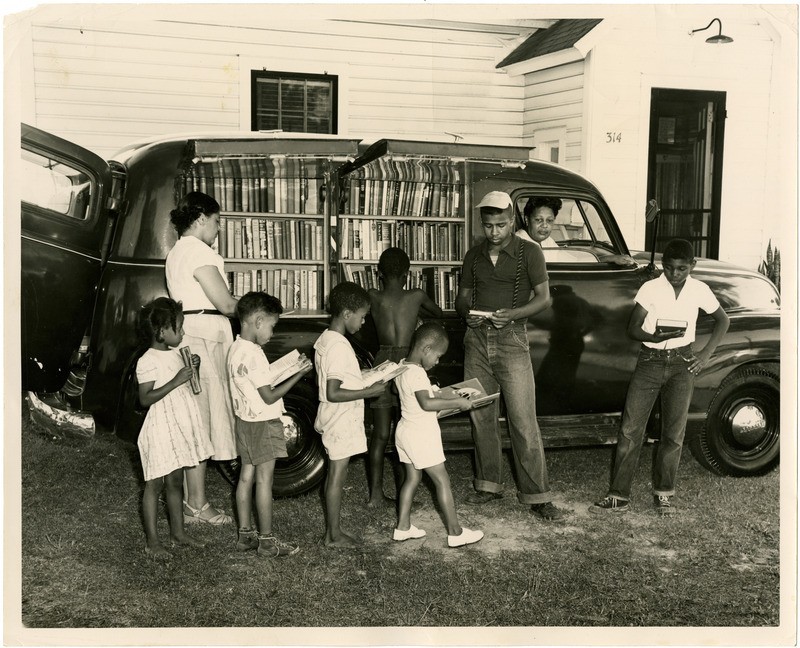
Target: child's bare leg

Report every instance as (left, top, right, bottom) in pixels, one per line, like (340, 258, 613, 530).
(368, 408, 395, 507)
(235, 463, 256, 529)
(324, 457, 359, 548)
(254, 460, 276, 535)
(396, 463, 421, 531)
(143, 477, 169, 556)
(424, 463, 461, 536)
(167, 468, 205, 547)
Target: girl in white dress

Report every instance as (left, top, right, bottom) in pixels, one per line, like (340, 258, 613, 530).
(136, 297, 213, 558)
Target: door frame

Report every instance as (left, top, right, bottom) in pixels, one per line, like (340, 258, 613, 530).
(645, 88, 727, 259)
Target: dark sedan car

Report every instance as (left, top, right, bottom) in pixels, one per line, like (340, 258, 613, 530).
(21, 124, 780, 496)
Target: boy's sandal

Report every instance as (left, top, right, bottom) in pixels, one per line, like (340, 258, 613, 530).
(183, 500, 232, 526)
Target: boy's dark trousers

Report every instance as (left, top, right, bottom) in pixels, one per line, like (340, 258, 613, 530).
(609, 345, 696, 499)
(464, 321, 552, 504)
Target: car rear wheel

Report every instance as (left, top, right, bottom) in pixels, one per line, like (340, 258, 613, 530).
(216, 381, 325, 498)
(689, 365, 779, 476)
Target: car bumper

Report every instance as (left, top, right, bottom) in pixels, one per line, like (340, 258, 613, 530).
(26, 391, 95, 439)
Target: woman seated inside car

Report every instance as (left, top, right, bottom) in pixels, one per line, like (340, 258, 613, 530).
(517, 196, 562, 248)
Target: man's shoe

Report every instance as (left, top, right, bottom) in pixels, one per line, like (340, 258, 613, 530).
(531, 502, 568, 521)
(464, 490, 503, 505)
(257, 535, 300, 557)
(589, 496, 630, 515)
(448, 527, 484, 548)
(392, 525, 426, 542)
(654, 494, 676, 516)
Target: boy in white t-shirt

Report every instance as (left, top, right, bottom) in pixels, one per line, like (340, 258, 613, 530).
(590, 239, 729, 516)
(314, 282, 387, 549)
(228, 292, 312, 557)
(393, 323, 484, 548)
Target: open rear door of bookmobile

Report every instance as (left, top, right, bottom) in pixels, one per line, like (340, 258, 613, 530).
(21, 123, 119, 394)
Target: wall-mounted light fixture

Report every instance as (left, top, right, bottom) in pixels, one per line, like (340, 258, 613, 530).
(689, 18, 734, 44)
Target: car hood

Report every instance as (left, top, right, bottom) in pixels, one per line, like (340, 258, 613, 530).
(629, 250, 780, 311)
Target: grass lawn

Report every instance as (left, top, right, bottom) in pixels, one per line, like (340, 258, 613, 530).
(17, 400, 781, 633)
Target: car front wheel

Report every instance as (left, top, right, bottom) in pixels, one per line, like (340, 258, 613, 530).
(690, 364, 779, 476)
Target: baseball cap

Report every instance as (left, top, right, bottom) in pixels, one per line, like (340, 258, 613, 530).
(475, 191, 512, 210)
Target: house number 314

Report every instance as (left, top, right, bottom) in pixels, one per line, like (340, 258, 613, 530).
(606, 132, 622, 143)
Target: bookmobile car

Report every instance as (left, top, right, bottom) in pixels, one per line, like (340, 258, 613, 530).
(21, 124, 781, 496)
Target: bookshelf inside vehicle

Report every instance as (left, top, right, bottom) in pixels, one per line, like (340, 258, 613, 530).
(179, 138, 359, 315)
(335, 139, 532, 312)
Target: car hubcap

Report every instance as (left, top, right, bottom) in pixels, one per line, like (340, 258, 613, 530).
(279, 414, 303, 458)
(729, 403, 768, 448)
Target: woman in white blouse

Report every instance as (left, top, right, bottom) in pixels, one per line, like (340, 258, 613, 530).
(165, 192, 238, 525)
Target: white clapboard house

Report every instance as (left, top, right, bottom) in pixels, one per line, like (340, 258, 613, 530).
(8, 4, 796, 269)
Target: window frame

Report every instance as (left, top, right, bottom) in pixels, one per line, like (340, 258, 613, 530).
(512, 192, 622, 264)
(250, 69, 338, 135)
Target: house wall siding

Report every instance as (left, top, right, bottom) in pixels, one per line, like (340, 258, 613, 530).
(522, 60, 586, 171)
(27, 17, 527, 159)
(581, 7, 781, 270)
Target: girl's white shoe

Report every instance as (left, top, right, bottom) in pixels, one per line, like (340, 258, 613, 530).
(448, 527, 484, 547)
(392, 524, 427, 541)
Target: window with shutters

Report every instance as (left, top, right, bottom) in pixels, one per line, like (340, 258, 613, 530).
(251, 70, 338, 134)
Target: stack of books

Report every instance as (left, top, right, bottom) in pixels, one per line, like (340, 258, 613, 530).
(341, 265, 461, 309)
(183, 158, 324, 215)
(340, 158, 462, 219)
(340, 219, 463, 261)
(227, 268, 321, 310)
(219, 217, 324, 261)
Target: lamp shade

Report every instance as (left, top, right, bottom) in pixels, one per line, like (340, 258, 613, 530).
(690, 18, 734, 44)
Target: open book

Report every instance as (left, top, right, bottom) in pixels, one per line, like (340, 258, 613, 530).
(361, 360, 409, 387)
(436, 377, 500, 419)
(268, 349, 306, 387)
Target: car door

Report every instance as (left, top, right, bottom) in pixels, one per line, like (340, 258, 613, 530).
(21, 124, 115, 393)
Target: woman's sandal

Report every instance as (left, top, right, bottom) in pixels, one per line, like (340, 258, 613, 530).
(183, 500, 232, 526)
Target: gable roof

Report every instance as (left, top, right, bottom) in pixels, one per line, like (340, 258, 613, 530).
(497, 18, 603, 68)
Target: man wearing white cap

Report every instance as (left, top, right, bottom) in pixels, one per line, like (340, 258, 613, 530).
(455, 191, 568, 521)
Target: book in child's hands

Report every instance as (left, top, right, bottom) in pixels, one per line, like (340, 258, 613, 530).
(361, 360, 409, 387)
(436, 377, 500, 419)
(655, 319, 688, 335)
(268, 349, 306, 387)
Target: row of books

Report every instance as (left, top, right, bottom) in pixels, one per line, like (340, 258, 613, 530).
(340, 177, 462, 219)
(343, 264, 462, 310)
(219, 217, 324, 261)
(185, 158, 324, 214)
(339, 218, 464, 262)
(349, 156, 463, 185)
(227, 268, 321, 310)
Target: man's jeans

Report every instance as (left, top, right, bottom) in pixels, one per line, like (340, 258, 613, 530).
(609, 345, 696, 500)
(464, 321, 551, 504)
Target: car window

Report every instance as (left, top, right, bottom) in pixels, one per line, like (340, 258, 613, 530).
(21, 148, 92, 220)
(514, 195, 617, 263)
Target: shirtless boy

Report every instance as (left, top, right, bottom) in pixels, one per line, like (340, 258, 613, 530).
(366, 247, 443, 507)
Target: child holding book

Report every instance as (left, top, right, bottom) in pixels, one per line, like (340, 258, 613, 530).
(590, 238, 729, 516)
(367, 247, 443, 508)
(393, 323, 484, 547)
(228, 291, 312, 556)
(135, 297, 211, 559)
(314, 282, 387, 548)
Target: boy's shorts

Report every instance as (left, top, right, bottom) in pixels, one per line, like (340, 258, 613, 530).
(321, 427, 368, 462)
(235, 417, 288, 466)
(369, 345, 409, 410)
(395, 424, 446, 471)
